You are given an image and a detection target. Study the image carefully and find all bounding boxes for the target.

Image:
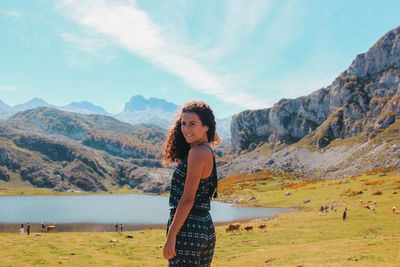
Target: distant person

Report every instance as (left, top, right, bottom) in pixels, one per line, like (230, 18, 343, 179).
(115, 222, 119, 232)
(393, 206, 397, 214)
(343, 208, 347, 220)
(371, 205, 375, 212)
(27, 223, 31, 235)
(163, 101, 219, 266)
(120, 224, 124, 232)
(41, 223, 45, 232)
(20, 224, 24, 235)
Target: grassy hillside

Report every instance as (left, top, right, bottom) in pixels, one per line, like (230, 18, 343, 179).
(1, 168, 399, 266)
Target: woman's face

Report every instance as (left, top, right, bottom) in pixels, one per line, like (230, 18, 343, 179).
(181, 112, 209, 146)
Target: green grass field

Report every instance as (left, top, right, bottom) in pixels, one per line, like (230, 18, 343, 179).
(1, 168, 399, 266)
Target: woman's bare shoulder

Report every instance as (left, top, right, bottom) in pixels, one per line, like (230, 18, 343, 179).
(188, 145, 213, 161)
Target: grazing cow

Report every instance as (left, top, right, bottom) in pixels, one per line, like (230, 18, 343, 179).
(226, 223, 241, 232)
(362, 205, 370, 209)
(244, 226, 253, 232)
(46, 225, 57, 232)
(360, 200, 363, 204)
(258, 224, 267, 231)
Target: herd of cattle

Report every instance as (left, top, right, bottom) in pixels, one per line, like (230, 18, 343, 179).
(225, 223, 266, 233)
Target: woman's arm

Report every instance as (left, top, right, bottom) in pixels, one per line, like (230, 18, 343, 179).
(163, 147, 210, 260)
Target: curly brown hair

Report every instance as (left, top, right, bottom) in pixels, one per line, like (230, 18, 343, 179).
(163, 101, 220, 166)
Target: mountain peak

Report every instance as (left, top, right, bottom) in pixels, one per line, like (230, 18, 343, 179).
(342, 25, 400, 78)
(231, 25, 400, 152)
(123, 95, 177, 112)
(63, 101, 109, 115)
(0, 99, 10, 110)
(12, 98, 50, 112)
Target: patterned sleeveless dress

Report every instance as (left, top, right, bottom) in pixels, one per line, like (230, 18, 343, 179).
(167, 145, 218, 267)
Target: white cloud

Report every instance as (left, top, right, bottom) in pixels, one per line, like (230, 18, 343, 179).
(58, 0, 334, 112)
(2, 10, 22, 20)
(58, 32, 109, 54)
(58, 0, 270, 109)
(0, 85, 19, 92)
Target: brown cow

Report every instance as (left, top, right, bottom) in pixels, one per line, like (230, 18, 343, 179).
(226, 223, 241, 232)
(397, 210, 400, 215)
(244, 225, 253, 232)
(362, 205, 370, 209)
(258, 224, 267, 231)
(46, 225, 57, 232)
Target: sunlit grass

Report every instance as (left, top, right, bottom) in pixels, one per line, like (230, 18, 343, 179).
(1, 168, 399, 266)
(0, 186, 142, 197)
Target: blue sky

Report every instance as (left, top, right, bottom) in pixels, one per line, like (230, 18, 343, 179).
(1, 0, 400, 118)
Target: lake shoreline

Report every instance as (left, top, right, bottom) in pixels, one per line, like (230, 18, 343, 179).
(0, 215, 275, 233)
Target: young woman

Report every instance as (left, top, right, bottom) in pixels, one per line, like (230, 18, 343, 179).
(163, 101, 220, 266)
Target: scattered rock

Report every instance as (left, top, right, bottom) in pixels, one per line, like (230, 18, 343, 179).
(248, 196, 256, 201)
(110, 239, 117, 243)
(303, 199, 311, 204)
(285, 191, 291, 196)
(35, 233, 42, 236)
(250, 168, 262, 174)
(126, 235, 133, 238)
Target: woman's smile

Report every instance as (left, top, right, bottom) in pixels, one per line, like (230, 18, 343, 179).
(181, 112, 209, 146)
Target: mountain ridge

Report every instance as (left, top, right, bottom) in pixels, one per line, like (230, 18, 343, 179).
(0, 110, 172, 193)
(231, 25, 400, 152)
(223, 25, 400, 179)
(0, 96, 232, 140)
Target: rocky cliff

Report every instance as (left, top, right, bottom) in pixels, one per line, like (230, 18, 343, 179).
(221, 26, 400, 180)
(231, 26, 400, 152)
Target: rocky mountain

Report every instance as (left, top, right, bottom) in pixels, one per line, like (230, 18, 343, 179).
(216, 117, 232, 142)
(59, 101, 110, 115)
(0, 100, 10, 121)
(11, 97, 51, 112)
(0, 99, 108, 119)
(224, 26, 400, 178)
(0, 121, 172, 193)
(0, 99, 10, 110)
(1, 107, 173, 193)
(8, 107, 166, 159)
(123, 95, 177, 113)
(115, 95, 178, 129)
(0, 95, 233, 141)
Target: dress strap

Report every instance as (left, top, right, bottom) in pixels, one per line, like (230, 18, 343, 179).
(199, 143, 218, 198)
(199, 143, 214, 154)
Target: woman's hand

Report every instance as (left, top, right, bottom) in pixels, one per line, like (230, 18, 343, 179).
(163, 235, 176, 260)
